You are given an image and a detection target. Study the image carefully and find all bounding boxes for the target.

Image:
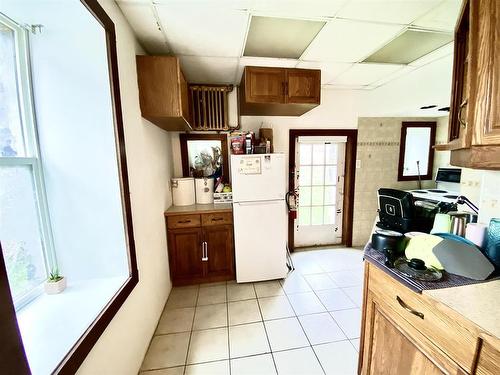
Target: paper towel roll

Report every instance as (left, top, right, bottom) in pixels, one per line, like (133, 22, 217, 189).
(465, 223, 488, 249)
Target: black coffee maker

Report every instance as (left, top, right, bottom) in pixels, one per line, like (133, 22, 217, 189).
(377, 188, 438, 233)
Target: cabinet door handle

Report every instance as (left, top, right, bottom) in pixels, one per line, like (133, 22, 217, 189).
(396, 296, 424, 319)
(178, 220, 191, 224)
(202, 242, 208, 261)
(211, 217, 224, 221)
(458, 99, 468, 128)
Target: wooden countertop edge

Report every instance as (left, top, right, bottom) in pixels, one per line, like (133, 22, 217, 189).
(164, 206, 233, 216)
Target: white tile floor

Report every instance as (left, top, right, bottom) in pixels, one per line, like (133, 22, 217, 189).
(140, 248, 364, 375)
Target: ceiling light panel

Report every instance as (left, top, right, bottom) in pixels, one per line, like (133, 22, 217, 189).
(412, 0, 463, 32)
(409, 42, 453, 67)
(363, 30, 453, 64)
(336, 0, 441, 25)
(117, 3, 169, 54)
(296, 61, 353, 84)
(302, 19, 404, 63)
(154, 5, 248, 57)
(179, 56, 239, 84)
(244, 16, 325, 59)
(332, 63, 404, 86)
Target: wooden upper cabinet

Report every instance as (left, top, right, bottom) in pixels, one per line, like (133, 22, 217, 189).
(240, 66, 321, 116)
(245, 67, 286, 104)
(136, 56, 192, 131)
(286, 69, 321, 104)
(438, 0, 500, 169)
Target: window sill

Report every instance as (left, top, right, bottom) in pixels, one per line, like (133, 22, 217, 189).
(17, 276, 127, 375)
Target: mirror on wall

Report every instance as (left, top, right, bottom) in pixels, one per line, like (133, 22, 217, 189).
(398, 121, 437, 181)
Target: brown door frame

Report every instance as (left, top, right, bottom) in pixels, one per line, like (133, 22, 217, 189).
(288, 129, 358, 251)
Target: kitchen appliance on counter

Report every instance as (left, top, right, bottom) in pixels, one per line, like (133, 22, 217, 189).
(377, 188, 438, 233)
(231, 153, 288, 282)
(195, 177, 214, 204)
(171, 177, 195, 206)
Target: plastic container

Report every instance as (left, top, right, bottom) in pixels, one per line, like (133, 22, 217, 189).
(195, 177, 214, 204)
(171, 177, 195, 206)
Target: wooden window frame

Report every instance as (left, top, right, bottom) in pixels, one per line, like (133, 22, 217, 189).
(0, 1, 139, 373)
(288, 129, 358, 250)
(397, 121, 437, 182)
(180, 133, 230, 183)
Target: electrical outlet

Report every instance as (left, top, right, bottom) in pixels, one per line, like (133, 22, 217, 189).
(356, 160, 361, 169)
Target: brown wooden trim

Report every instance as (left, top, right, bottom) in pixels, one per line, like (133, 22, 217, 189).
(0, 242, 31, 375)
(55, 1, 140, 373)
(397, 121, 437, 182)
(179, 133, 230, 183)
(288, 129, 358, 251)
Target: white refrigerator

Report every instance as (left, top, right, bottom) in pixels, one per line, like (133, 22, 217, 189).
(231, 153, 288, 282)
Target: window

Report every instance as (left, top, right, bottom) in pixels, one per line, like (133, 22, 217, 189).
(0, 13, 55, 308)
(298, 142, 339, 226)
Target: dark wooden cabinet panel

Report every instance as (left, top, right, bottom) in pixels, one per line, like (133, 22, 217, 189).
(167, 227, 204, 282)
(203, 225, 234, 278)
(286, 69, 321, 104)
(239, 66, 321, 116)
(166, 212, 235, 286)
(136, 56, 192, 131)
(244, 67, 286, 104)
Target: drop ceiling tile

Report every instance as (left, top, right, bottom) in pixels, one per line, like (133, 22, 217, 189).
(179, 56, 239, 84)
(301, 19, 404, 63)
(336, 0, 441, 25)
(117, 3, 169, 54)
(296, 61, 352, 84)
(369, 65, 416, 88)
(331, 63, 404, 86)
(236, 56, 298, 82)
(249, 0, 348, 18)
(155, 5, 248, 57)
(409, 42, 453, 67)
(412, 0, 463, 32)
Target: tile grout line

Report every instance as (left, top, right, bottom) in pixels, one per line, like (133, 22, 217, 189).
(226, 282, 231, 375)
(253, 282, 279, 375)
(183, 285, 200, 375)
(281, 274, 327, 375)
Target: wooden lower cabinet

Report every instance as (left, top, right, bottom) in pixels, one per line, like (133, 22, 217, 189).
(359, 261, 500, 375)
(166, 211, 235, 286)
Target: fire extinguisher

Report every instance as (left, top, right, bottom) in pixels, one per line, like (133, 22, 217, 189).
(286, 191, 299, 219)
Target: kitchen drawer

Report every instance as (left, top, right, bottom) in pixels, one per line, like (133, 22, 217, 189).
(202, 212, 233, 226)
(167, 214, 201, 229)
(368, 264, 477, 372)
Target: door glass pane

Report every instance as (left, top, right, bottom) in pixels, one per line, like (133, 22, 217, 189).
(299, 207, 311, 225)
(324, 206, 336, 225)
(311, 206, 323, 225)
(0, 25, 25, 157)
(299, 143, 312, 165)
(325, 166, 338, 185)
(311, 166, 324, 185)
(312, 144, 324, 164)
(324, 186, 337, 205)
(299, 166, 311, 186)
(325, 143, 337, 164)
(311, 186, 324, 205)
(0, 166, 46, 301)
(299, 186, 311, 206)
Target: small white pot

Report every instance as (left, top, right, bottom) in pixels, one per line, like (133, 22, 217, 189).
(44, 277, 67, 295)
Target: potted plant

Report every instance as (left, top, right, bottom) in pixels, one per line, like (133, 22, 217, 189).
(44, 268, 66, 295)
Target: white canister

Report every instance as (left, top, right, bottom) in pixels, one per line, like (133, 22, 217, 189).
(171, 177, 195, 206)
(195, 177, 214, 204)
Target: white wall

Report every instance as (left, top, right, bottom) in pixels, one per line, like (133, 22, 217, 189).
(74, 0, 174, 373)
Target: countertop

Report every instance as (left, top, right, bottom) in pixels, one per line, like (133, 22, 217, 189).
(164, 203, 232, 216)
(425, 281, 500, 338)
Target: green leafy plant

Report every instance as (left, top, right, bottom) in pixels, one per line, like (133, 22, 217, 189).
(47, 268, 63, 283)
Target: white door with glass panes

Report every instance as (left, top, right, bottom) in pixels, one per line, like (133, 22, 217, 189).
(294, 137, 346, 247)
